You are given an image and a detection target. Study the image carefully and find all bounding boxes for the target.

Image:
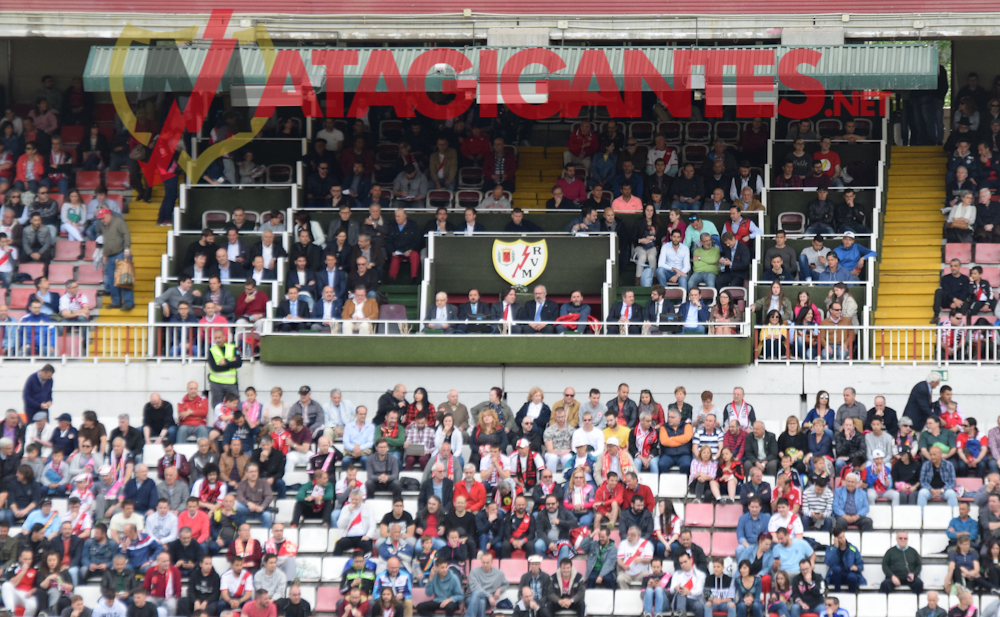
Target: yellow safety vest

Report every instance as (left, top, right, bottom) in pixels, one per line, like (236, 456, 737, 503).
(208, 343, 237, 385)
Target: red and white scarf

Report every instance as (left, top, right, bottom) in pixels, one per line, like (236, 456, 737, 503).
(602, 448, 633, 480)
(729, 401, 750, 430)
(634, 425, 656, 458)
(511, 512, 532, 538)
(434, 453, 454, 479)
(623, 539, 648, 567)
(198, 480, 223, 504)
(264, 538, 298, 557)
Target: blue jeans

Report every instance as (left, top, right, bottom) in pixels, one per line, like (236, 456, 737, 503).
(478, 533, 503, 554)
(706, 602, 736, 617)
(575, 512, 595, 528)
(794, 337, 815, 359)
(14, 180, 40, 192)
(918, 488, 958, 512)
(42, 177, 69, 196)
(235, 502, 274, 529)
(342, 455, 369, 469)
(798, 255, 821, 281)
(534, 539, 572, 562)
(826, 566, 862, 592)
(643, 588, 667, 615)
(674, 594, 705, 617)
(270, 478, 287, 499)
(688, 272, 717, 290)
(671, 200, 697, 210)
(158, 176, 178, 223)
(466, 590, 492, 617)
(103, 251, 135, 307)
(682, 326, 707, 334)
(737, 602, 763, 617)
(389, 451, 403, 466)
(804, 223, 835, 235)
(658, 454, 692, 474)
(656, 268, 687, 290)
(821, 345, 849, 361)
(990, 459, 999, 475)
(635, 456, 659, 474)
(790, 603, 824, 617)
(770, 603, 791, 617)
(176, 425, 209, 443)
(834, 458, 850, 474)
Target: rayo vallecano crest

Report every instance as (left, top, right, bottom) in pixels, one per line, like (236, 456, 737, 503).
(492, 239, 548, 286)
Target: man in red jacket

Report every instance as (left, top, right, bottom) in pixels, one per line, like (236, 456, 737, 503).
(453, 463, 486, 512)
(563, 120, 599, 173)
(621, 471, 655, 512)
(143, 552, 182, 616)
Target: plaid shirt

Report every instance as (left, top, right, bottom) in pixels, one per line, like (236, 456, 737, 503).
(723, 428, 746, 460)
(405, 424, 436, 451)
(689, 458, 718, 483)
(919, 458, 956, 490)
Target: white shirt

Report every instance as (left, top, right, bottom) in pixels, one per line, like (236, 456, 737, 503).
(658, 242, 691, 274)
(646, 147, 679, 175)
(323, 399, 355, 428)
(525, 402, 543, 420)
(500, 302, 515, 323)
(619, 302, 636, 320)
(226, 242, 241, 262)
(671, 567, 706, 595)
(617, 536, 654, 576)
(684, 302, 701, 328)
(337, 502, 377, 537)
(221, 568, 255, 597)
(260, 243, 274, 268)
(321, 300, 337, 320)
(767, 511, 803, 537)
(351, 300, 367, 319)
(58, 292, 88, 312)
(191, 267, 207, 282)
(25, 422, 55, 458)
(572, 427, 605, 457)
(317, 128, 344, 151)
(0, 246, 16, 273)
(464, 224, 476, 237)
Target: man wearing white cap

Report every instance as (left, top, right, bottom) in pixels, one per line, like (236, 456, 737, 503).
(510, 438, 545, 495)
(93, 464, 117, 521)
(24, 412, 54, 459)
(865, 450, 899, 507)
(599, 436, 635, 485)
(562, 439, 597, 485)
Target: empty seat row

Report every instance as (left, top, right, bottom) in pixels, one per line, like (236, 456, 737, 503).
(944, 243, 1000, 265)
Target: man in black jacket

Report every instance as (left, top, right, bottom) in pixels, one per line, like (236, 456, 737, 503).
(246, 230, 287, 273)
(547, 558, 585, 617)
(417, 462, 454, 513)
(534, 495, 576, 562)
(168, 526, 203, 577)
(669, 529, 709, 574)
(902, 372, 942, 432)
(177, 554, 221, 617)
(276, 287, 309, 332)
(375, 385, 408, 426)
(805, 187, 836, 235)
(644, 285, 676, 323)
(502, 495, 537, 558)
(716, 231, 750, 289)
(183, 229, 220, 271)
(249, 436, 286, 498)
(518, 286, 559, 334)
(933, 258, 972, 323)
(618, 494, 653, 541)
(387, 209, 420, 281)
(606, 290, 643, 335)
(490, 288, 520, 334)
(288, 229, 322, 273)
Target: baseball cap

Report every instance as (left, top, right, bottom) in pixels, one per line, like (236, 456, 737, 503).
(872, 449, 885, 459)
(606, 437, 620, 446)
(96, 208, 111, 218)
(843, 231, 855, 239)
(516, 438, 530, 449)
(98, 464, 112, 475)
(57, 413, 72, 423)
(298, 386, 311, 395)
(74, 474, 89, 483)
(527, 555, 544, 563)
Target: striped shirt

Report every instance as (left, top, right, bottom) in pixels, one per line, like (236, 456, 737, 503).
(693, 427, 725, 455)
(801, 485, 833, 518)
(405, 424, 436, 451)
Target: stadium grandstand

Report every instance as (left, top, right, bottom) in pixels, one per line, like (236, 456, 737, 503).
(2, 4, 1000, 617)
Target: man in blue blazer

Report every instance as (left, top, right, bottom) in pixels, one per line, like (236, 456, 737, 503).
(311, 285, 343, 331)
(716, 231, 751, 289)
(518, 285, 560, 334)
(314, 253, 347, 305)
(677, 287, 711, 334)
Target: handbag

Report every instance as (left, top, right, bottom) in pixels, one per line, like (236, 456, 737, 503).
(114, 257, 135, 289)
(129, 144, 147, 160)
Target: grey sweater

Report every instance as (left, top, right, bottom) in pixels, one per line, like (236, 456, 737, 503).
(254, 567, 288, 600)
(864, 432, 896, 462)
(468, 566, 509, 596)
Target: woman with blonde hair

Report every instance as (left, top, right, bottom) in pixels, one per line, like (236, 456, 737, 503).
(689, 445, 718, 502)
(563, 468, 595, 527)
(264, 387, 289, 423)
(515, 387, 551, 429)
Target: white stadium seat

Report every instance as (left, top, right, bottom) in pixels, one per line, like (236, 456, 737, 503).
(299, 586, 317, 609)
(297, 556, 322, 581)
(920, 532, 949, 555)
(893, 506, 922, 530)
(322, 556, 349, 581)
(660, 474, 687, 498)
(276, 499, 296, 524)
(860, 531, 890, 557)
(844, 530, 861, 549)
(585, 589, 615, 615)
(212, 556, 230, 573)
(77, 586, 102, 607)
(869, 504, 892, 529)
(856, 593, 886, 617)
(614, 589, 643, 616)
(299, 526, 329, 552)
(922, 564, 949, 588)
(830, 592, 855, 616)
(923, 504, 953, 529)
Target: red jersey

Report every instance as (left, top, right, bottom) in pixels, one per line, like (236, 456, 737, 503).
(270, 428, 290, 455)
(15, 567, 37, 592)
(772, 486, 802, 510)
(939, 410, 964, 431)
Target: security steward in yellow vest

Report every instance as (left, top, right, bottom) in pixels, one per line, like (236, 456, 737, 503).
(207, 328, 242, 408)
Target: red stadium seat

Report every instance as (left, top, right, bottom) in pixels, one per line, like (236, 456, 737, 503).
(16, 263, 45, 281)
(976, 244, 1000, 264)
(683, 145, 709, 167)
(629, 121, 655, 145)
(105, 171, 130, 191)
(10, 288, 34, 309)
(982, 267, 1000, 287)
(60, 126, 85, 148)
(686, 121, 712, 144)
(47, 264, 75, 285)
(956, 477, 983, 500)
(714, 121, 741, 145)
(778, 213, 805, 234)
(379, 120, 404, 143)
(714, 504, 744, 528)
(499, 559, 527, 583)
(691, 531, 711, 550)
(83, 241, 98, 261)
(944, 243, 972, 263)
(456, 190, 482, 209)
(684, 503, 714, 527)
(711, 532, 738, 557)
(76, 264, 103, 285)
(75, 171, 101, 191)
(315, 588, 341, 613)
(53, 241, 83, 262)
(78, 288, 98, 309)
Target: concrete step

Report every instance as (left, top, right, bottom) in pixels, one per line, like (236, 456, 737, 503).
(876, 295, 934, 308)
(882, 236, 943, 247)
(877, 282, 940, 295)
(879, 274, 940, 284)
(875, 307, 934, 319)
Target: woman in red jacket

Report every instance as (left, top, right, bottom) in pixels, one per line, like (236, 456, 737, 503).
(14, 142, 44, 192)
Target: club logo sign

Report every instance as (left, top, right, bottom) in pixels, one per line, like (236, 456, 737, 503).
(492, 239, 548, 286)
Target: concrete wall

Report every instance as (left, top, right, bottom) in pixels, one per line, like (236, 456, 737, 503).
(1, 361, 998, 427)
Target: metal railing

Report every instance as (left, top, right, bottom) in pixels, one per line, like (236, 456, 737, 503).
(753, 325, 1000, 366)
(261, 317, 751, 337)
(0, 323, 254, 363)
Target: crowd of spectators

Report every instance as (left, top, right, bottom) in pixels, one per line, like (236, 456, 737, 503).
(0, 371, 993, 617)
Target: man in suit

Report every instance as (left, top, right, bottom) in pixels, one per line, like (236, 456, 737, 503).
(716, 231, 750, 289)
(247, 255, 277, 285)
(491, 287, 521, 334)
(424, 292, 458, 333)
(327, 204, 360, 247)
(223, 228, 247, 267)
(457, 288, 488, 333)
(644, 284, 676, 323)
(314, 253, 346, 305)
(342, 161, 372, 202)
(203, 276, 237, 321)
(606, 289, 642, 334)
(457, 207, 487, 236)
(277, 286, 309, 332)
(677, 287, 711, 334)
(182, 252, 211, 282)
(518, 285, 559, 334)
(247, 230, 287, 273)
(387, 208, 421, 281)
(209, 247, 245, 283)
(154, 275, 203, 319)
(311, 285, 342, 333)
(903, 372, 942, 432)
(422, 207, 455, 250)
(556, 290, 591, 334)
(289, 228, 322, 273)
(349, 234, 386, 279)
(286, 255, 318, 296)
